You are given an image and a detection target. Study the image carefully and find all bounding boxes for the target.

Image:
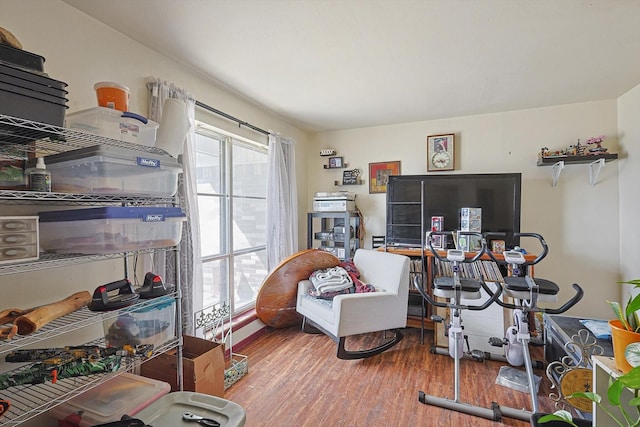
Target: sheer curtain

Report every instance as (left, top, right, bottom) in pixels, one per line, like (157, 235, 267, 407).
(146, 77, 202, 335)
(266, 133, 298, 270)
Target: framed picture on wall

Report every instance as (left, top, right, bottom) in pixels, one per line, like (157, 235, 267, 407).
(328, 156, 344, 168)
(369, 161, 401, 193)
(427, 133, 455, 171)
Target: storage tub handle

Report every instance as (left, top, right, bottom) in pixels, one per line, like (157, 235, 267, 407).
(121, 111, 148, 124)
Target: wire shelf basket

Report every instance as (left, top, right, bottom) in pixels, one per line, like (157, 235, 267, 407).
(193, 300, 248, 390)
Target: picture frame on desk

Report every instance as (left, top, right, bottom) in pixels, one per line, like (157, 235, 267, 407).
(491, 239, 506, 254)
(428, 233, 444, 250)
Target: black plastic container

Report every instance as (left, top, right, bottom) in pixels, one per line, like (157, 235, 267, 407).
(0, 81, 68, 106)
(0, 61, 66, 92)
(0, 45, 45, 72)
(0, 88, 67, 144)
(0, 59, 68, 140)
(0, 68, 68, 98)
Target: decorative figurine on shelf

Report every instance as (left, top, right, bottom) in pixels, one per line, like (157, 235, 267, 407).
(586, 135, 607, 155)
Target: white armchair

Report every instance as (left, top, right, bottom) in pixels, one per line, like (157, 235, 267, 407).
(296, 249, 410, 359)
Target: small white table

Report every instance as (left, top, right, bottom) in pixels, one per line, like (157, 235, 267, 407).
(592, 355, 635, 427)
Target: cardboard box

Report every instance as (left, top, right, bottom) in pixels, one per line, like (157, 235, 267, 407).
(141, 335, 225, 397)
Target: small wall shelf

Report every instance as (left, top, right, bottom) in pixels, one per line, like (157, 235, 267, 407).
(324, 163, 348, 169)
(537, 153, 618, 166)
(537, 153, 618, 187)
(334, 178, 363, 186)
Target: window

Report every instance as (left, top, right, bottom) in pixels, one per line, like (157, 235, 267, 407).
(195, 122, 269, 315)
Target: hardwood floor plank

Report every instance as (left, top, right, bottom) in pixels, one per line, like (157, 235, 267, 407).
(225, 326, 559, 426)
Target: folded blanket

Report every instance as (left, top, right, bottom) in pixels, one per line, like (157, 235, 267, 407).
(309, 266, 353, 295)
(308, 261, 376, 299)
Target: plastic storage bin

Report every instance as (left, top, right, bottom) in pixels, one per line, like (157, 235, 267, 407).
(48, 372, 170, 427)
(103, 295, 176, 348)
(38, 206, 186, 254)
(65, 106, 158, 146)
(41, 145, 181, 196)
(134, 392, 246, 427)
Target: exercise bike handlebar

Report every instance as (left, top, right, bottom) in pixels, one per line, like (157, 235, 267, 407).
(483, 232, 549, 266)
(473, 280, 503, 311)
(537, 283, 584, 315)
(427, 231, 487, 263)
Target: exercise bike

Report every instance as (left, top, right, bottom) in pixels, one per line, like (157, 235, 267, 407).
(414, 231, 504, 419)
(484, 232, 584, 420)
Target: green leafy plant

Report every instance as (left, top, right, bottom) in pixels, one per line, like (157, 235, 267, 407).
(609, 280, 640, 332)
(539, 342, 640, 427)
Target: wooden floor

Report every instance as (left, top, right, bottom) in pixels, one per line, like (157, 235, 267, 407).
(225, 326, 559, 427)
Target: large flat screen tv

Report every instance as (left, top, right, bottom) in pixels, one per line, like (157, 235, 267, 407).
(385, 173, 522, 248)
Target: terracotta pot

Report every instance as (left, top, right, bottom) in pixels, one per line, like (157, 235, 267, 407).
(609, 319, 640, 373)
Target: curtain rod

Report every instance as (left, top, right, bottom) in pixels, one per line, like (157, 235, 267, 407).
(196, 100, 270, 136)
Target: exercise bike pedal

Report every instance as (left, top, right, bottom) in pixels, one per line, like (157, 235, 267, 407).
(430, 315, 444, 323)
(488, 337, 506, 347)
(470, 349, 486, 362)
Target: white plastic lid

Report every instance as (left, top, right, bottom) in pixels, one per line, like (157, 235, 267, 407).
(36, 157, 46, 169)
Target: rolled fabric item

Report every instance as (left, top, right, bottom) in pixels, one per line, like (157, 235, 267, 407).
(14, 291, 92, 335)
(155, 98, 190, 157)
(0, 26, 22, 49)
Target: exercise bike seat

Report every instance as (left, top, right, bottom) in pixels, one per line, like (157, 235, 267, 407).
(503, 276, 559, 302)
(433, 276, 482, 299)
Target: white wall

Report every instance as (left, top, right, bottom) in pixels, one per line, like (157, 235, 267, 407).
(1, 0, 310, 348)
(618, 83, 640, 296)
(311, 100, 620, 319)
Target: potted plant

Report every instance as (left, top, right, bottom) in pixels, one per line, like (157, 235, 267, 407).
(609, 279, 640, 373)
(537, 342, 640, 427)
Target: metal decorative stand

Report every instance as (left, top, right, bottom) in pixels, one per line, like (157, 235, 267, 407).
(546, 328, 604, 416)
(194, 300, 248, 389)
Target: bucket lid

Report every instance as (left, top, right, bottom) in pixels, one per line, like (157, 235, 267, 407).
(94, 81, 130, 93)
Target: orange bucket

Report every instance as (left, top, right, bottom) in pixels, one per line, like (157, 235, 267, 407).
(94, 81, 130, 112)
(609, 319, 640, 373)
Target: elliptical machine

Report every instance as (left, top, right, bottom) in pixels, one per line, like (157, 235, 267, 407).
(484, 232, 584, 420)
(414, 231, 504, 419)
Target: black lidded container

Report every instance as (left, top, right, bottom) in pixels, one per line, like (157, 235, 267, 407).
(0, 44, 45, 72)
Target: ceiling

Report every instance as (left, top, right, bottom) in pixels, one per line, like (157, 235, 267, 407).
(63, 0, 640, 133)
